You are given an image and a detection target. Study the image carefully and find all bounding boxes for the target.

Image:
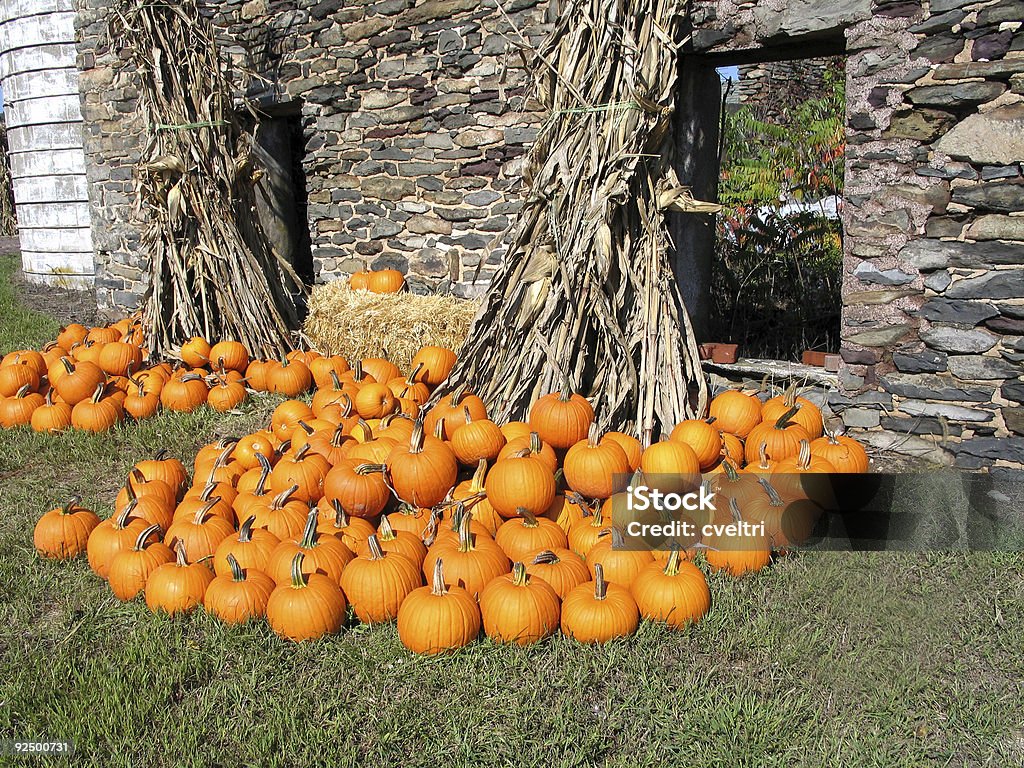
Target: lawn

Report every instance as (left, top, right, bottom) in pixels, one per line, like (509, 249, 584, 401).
(1, 253, 1023, 767)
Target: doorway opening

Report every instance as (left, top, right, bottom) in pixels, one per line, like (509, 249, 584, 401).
(710, 56, 846, 363)
(251, 103, 314, 284)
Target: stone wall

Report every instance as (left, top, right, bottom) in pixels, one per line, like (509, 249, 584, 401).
(687, 0, 1024, 474)
(75, 0, 550, 305)
(727, 57, 843, 121)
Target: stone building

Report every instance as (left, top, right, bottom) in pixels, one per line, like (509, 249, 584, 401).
(3, 0, 1023, 472)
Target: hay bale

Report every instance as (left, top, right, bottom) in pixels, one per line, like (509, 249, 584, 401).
(303, 281, 479, 370)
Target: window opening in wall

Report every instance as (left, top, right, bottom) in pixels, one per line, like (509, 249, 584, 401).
(710, 56, 846, 364)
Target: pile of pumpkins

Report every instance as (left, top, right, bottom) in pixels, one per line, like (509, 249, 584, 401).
(32, 337, 870, 654)
(0, 316, 368, 432)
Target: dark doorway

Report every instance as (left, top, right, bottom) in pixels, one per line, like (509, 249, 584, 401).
(672, 45, 847, 363)
(252, 104, 314, 283)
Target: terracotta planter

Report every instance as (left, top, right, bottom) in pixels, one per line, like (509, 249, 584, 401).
(711, 343, 738, 364)
(699, 344, 715, 360)
(801, 350, 827, 367)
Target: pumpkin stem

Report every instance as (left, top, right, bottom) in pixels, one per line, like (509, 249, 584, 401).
(254, 453, 273, 495)
(90, 383, 105, 403)
(593, 562, 608, 600)
(352, 360, 364, 381)
(378, 515, 397, 542)
(471, 459, 487, 491)
(407, 419, 426, 455)
(61, 496, 83, 515)
(518, 508, 539, 528)
(195, 496, 222, 524)
(774, 405, 801, 430)
(173, 539, 188, 566)
(43, 388, 55, 406)
(329, 499, 351, 528)
(355, 463, 386, 476)
(329, 369, 343, 391)
(297, 420, 315, 437)
(154, 448, 171, 462)
(529, 432, 542, 455)
(406, 362, 424, 386)
(226, 553, 246, 582)
(728, 497, 743, 523)
(289, 552, 308, 589)
(758, 479, 785, 507)
(14, 382, 31, 398)
(450, 384, 468, 405)
(272, 485, 300, 509)
(531, 549, 560, 565)
(238, 515, 256, 542)
(199, 482, 218, 502)
(782, 382, 799, 409)
(457, 510, 474, 553)
(758, 441, 771, 469)
(511, 562, 528, 586)
(339, 393, 354, 418)
(330, 423, 347, 447)
(663, 544, 681, 576)
(114, 503, 135, 530)
(433, 418, 445, 440)
(722, 459, 740, 483)
(608, 525, 626, 549)
(133, 523, 161, 551)
(587, 421, 601, 447)
(293, 442, 312, 461)
(366, 534, 386, 561)
(796, 439, 812, 470)
(60, 356, 74, 375)
(462, 405, 473, 425)
(430, 557, 448, 596)
(299, 506, 320, 549)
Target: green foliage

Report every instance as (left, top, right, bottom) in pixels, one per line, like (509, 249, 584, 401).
(711, 67, 846, 361)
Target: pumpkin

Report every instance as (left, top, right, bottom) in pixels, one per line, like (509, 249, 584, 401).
(266, 552, 348, 641)
(204, 553, 276, 624)
(209, 340, 249, 373)
(500, 421, 532, 442)
(305, 423, 355, 466)
(523, 548, 590, 599)
(160, 373, 208, 413)
(385, 420, 458, 507)
(497, 432, 559, 472)
(340, 534, 423, 623)
(207, 376, 247, 412)
(323, 459, 391, 519)
(232, 432, 277, 471)
(0, 384, 43, 427)
(810, 430, 869, 474)
(2, 349, 46, 377)
(639, 440, 700, 497)
(360, 357, 401, 386)
(349, 270, 371, 290)
(719, 430, 745, 467)
(271, 399, 314, 441)
(0, 359, 41, 398)
(704, 499, 772, 576)
(179, 336, 211, 367)
(164, 496, 236, 564)
(450, 407, 506, 465)
(528, 384, 594, 449)
(359, 515, 427, 568)
(267, 357, 313, 396)
(600, 431, 643, 472)
(309, 355, 351, 389)
(410, 346, 457, 387)
(743, 406, 811, 465)
(670, 418, 723, 471)
(249, 485, 310, 540)
(174, 483, 235, 525)
(486, 444, 556, 519)
(117, 493, 173, 534)
(270, 443, 330, 503)
(423, 386, 487, 439)
(709, 389, 762, 439)
(124, 389, 160, 420)
(30, 390, 72, 433)
(494, 510, 568, 562)
(584, 526, 653, 588)
(316, 499, 377, 554)
(97, 341, 143, 378)
(630, 546, 710, 629)
(34, 497, 101, 559)
(107, 524, 175, 601)
(567, 504, 611, 558)
(69, 384, 120, 432)
(368, 268, 405, 294)
(479, 561, 561, 645)
(246, 360, 271, 391)
(428, 504, 493, 549)
(354, 382, 397, 419)
(761, 385, 824, 440)
(135, 449, 188, 495)
(266, 507, 355, 586)
(386, 504, 433, 538)
(87, 505, 150, 579)
(741, 480, 820, 550)
(387, 368, 431, 405)
(145, 541, 215, 615)
(563, 424, 631, 499)
(543, 492, 592, 534)
(57, 323, 88, 351)
(560, 563, 639, 643)
(397, 558, 481, 655)
(213, 515, 281, 578)
(422, 514, 510, 600)
(450, 460, 504, 535)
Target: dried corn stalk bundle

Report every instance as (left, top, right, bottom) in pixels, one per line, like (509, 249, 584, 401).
(110, 0, 304, 359)
(436, 0, 715, 445)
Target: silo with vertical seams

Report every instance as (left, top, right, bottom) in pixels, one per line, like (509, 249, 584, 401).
(0, 0, 92, 287)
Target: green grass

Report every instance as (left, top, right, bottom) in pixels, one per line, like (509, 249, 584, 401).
(2, 254, 1023, 766)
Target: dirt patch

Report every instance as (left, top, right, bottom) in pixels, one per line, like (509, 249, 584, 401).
(6, 248, 99, 328)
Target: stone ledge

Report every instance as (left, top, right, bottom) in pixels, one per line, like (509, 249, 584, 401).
(701, 357, 838, 387)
